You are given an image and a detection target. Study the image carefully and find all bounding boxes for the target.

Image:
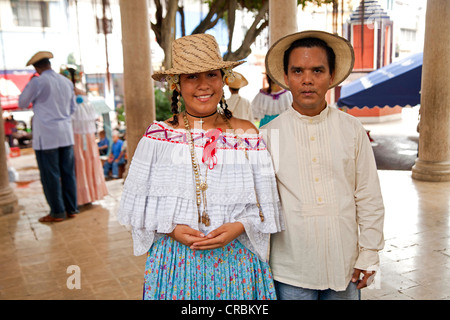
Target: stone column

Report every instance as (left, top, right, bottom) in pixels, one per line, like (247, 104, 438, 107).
(412, 0, 450, 182)
(0, 108, 18, 216)
(269, 0, 297, 46)
(119, 0, 155, 161)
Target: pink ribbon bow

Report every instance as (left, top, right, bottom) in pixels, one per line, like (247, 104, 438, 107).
(202, 128, 222, 170)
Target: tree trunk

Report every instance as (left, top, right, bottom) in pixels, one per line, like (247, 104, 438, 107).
(224, 1, 269, 61)
(161, 0, 178, 70)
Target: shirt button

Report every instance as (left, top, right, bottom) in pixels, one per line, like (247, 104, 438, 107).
(318, 196, 323, 202)
(315, 177, 319, 182)
(310, 136, 315, 141)
(312, 157, 317, 163)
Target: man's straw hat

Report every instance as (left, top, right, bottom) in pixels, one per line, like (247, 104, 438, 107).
(227, 71, 248, 89)
(152, 34, 244, 82)
(26, 51, 53, 66)
(265, 30, 354, 90)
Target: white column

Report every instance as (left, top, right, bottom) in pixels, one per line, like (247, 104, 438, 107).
(0, 108, 18, 216)
(412, 0, 450, 182)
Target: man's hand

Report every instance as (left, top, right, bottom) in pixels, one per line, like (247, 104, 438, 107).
(352, 268, 376, 289)
(190, 222, 245, 250)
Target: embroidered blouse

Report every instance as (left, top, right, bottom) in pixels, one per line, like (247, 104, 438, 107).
(117, 121, 284, 262)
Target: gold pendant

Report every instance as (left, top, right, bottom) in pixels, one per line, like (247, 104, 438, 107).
(201, 211, 211, 226)
(199, 182, 208, 191)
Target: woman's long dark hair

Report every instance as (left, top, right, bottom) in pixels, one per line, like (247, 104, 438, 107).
(168, 90, 181, 127)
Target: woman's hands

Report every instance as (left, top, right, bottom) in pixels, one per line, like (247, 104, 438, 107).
(168, 225, 206, 247)
(168, 222, 245, 250)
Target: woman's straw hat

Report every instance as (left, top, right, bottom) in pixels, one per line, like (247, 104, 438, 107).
(152, 34, 244, 82)
(227, 71, 248, 89)
(26, 51, 53, 66)
(265, 30, 354, 90)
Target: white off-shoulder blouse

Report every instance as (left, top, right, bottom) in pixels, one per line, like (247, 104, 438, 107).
(117, 121, 284, 262)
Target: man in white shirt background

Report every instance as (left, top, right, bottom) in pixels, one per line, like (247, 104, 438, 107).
(19, 51, 79, 223)
(262, 31, 385, 300)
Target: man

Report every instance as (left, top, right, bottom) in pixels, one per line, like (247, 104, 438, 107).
(263, 31, 384, 300)
(226, 71, 253, 122)
(19, 51, 79, 222)
(103, 131, 125, 179)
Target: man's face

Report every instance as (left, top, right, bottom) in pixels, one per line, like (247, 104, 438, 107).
(284, 46, 334, 116)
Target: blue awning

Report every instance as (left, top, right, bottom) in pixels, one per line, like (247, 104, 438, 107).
(337, 52, 422, 109)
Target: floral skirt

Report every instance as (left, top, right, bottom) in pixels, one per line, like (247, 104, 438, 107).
(143, 235, 277, 300)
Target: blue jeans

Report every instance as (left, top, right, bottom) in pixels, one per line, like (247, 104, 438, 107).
(275, 280, 361, 300)
(103, 158, 125, 178)
(35, 146, 78, 219)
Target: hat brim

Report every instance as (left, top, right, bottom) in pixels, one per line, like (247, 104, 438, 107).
(152, 60, 245, 82)
(26, 51, 53, 66)
(265, 30, 354, 90)
(228, 72, 248, 89)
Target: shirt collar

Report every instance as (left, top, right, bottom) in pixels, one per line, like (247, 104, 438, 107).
(289, 104, 330, 124)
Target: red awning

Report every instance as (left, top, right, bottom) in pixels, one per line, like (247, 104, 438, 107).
(0, 70, 35, 111)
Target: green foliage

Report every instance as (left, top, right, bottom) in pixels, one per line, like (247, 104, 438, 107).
(154, 88, 174, 121)
(116, 105, 126, 122)
(116, 88, 184, 123)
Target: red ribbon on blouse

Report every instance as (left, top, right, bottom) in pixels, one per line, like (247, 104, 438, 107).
(202, 128, 222, 170)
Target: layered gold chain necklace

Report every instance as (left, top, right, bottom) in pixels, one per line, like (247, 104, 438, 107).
(183, 111, 216, 226)
(183, 110, 264, 227)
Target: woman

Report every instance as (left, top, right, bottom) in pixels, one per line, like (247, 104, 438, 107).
(60, 65, 108, 207)
(117, 34, 283, 300)
(251, 73, 293, 127)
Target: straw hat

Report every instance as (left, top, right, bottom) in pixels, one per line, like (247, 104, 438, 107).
(152, 34, 244, 82)
(26, 51, 53, 66)
(265, 30, 354, 90)
(227, 71, 248, 89)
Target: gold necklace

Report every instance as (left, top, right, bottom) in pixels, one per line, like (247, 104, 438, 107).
(183, 110, 265, 226)
(183, 111, 211, 226)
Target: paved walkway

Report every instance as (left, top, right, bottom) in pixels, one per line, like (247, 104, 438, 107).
(1, 108, 449, 300)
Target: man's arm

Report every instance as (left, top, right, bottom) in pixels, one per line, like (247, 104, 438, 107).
(18, 77, 38, 109)
(353, 125, 385, 271)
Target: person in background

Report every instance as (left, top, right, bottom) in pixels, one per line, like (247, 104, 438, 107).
(97, 130, 109, 156)
(251, 73, 292, 127)
(103, 131, 124, 179)
(263, 30, 385, 300)
(4, 115, 17, 147)
(225, 71, 253, 122)
(19, 51, 78, 222)
(60, 65, 108, 207)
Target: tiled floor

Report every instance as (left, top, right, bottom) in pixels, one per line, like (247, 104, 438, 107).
(0, 150, 146, 300)
(1, 134, 450, 300)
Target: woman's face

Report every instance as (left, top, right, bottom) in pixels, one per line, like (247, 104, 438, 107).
(179, 69, 223, 116)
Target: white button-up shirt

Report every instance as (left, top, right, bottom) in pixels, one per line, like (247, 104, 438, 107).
(19, 69, 77, 150)
(262, 105, 385, 291)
